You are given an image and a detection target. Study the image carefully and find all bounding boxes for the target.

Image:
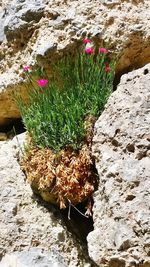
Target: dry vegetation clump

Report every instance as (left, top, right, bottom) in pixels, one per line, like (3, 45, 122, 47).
(22, 144, 98, 210)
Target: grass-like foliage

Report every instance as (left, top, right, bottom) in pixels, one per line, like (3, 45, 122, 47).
(16, 42, 115, 151)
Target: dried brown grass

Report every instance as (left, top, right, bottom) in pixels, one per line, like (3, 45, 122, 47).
(22, 143, 97, 210)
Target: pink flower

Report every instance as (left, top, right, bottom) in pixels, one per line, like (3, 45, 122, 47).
(99, 47, 108, 54)
(23, 65, 31, 72)
(83, 39, 92, 44)
(85, 47, 94, 55)
(38, 79, 48, 87)
(105, 65, 110, 73)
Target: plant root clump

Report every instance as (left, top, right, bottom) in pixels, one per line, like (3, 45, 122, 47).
(22, 144, 98, 210)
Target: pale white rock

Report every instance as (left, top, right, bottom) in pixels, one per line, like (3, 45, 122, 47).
(88, 64, 150, 267)
(0, 248, 67, 267)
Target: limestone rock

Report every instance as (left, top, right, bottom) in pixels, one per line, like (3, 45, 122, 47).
(87, 64, 150, 267)
(0, 0, 150, 126)
(4, 1, 45, 42)
(0, 11, 6, 44)
(0, 248, 67, 267)
(0, 133, 94, 267)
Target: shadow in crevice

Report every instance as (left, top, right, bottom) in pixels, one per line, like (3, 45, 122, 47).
(32, 190, 95, 244)
(0, 118, 25, 137)
(30, 193, 98, 266)
(113, 67, 130, 91)
(61, 201, 94, 243)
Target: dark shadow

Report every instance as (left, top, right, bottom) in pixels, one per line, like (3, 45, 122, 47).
(31, 188, 95, 244)
(0, 118, 25, 136)
(30, 193, 98, 266)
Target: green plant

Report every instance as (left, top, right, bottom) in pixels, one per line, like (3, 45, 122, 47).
(15, 42, 115, 151)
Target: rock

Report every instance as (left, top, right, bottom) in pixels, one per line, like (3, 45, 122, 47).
(4, 15, 29, 41)
(0, 133, 94, 266)
(35, 40, 58, 57)
(3, 1, 45, 42)
(0, 11, 6, 44)
(0, 0, 150, 126)
(0, 248, 67, 267)
(87, 63, 150, 267)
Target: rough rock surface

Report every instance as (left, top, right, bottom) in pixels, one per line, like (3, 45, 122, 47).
(0, 0, 150, 126)
(0, 133, 94, 267)
(0, 249, 67, 267)
(87, 64, 150, 267)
